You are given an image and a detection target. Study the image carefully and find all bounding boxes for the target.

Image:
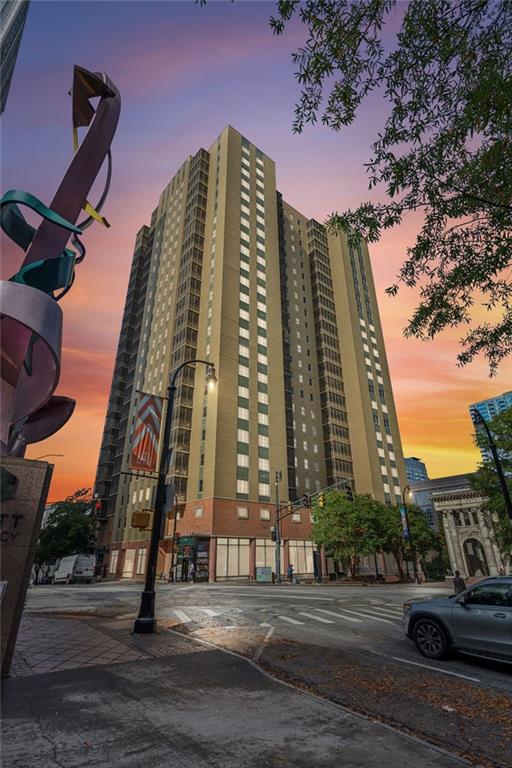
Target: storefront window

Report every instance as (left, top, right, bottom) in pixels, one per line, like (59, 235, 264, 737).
(288, 540, 314, 574)
(255, 538, 284, 574)
(216, 537, 250, 578)
(135, 548, 147, 575)
(109, 549, 119, 575)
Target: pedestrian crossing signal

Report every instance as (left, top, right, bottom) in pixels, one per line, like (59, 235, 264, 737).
(302, 494, 310, 508)
(270, 526, 277, 542)
(345, 485, 354, 502)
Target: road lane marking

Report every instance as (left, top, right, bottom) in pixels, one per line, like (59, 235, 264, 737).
(278, 615, 304, 625)
(215, 592, 335, 602)
(391, 656, 481, 682)
(173, 610, 193, 624)
(259, 622, 272, 627)
(298, 612, 334, 624)
(315, 609, 361, 623)
(200, 608, 221, 617)
(254, 626, 275, 661)
(339, 609, 395, 624)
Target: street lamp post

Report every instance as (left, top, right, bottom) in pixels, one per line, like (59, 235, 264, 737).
(133, 359, 216, 634)
(471, 408, 512, 522)
(401, 484, 420, 585)
(274, 471, 282, 584)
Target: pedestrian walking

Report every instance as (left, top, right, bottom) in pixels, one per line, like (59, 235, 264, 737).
(453, 570, 466, 594)
(188, 561, 196, 583)
(287, 564, 294, 583)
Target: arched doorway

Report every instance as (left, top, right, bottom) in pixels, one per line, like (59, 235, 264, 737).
(463, 538, 489, 577)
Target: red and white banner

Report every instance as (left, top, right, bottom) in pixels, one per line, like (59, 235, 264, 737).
(130, 393, 164, 472)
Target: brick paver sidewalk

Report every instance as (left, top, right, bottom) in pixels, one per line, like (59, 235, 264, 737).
(11, 612, 210, 677)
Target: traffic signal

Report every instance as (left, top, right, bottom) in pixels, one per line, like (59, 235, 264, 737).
(345, 485, 354, 502)
(287, 501, 293, 512)
(318, 493, 325, 508)
(270, 526, 277, 542)
(302, 493, 310, 508)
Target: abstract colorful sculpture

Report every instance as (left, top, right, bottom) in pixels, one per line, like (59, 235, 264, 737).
(0, 66, 120, 456)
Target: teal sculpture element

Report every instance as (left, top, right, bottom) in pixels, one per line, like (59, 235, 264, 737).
(0, 66, 121, 456)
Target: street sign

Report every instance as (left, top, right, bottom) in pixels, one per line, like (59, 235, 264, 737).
(256, 566, 272, 583)
(399, 505, 410, 540)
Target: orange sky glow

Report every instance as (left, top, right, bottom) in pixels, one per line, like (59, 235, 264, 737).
(2, 2, 510, 502)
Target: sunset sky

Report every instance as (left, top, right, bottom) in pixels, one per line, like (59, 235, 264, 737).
(2, 1, 510, 502)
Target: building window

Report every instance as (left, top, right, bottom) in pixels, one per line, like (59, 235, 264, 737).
(237, 507, 249, 519)
(258, 483, 270, 497)
(237, 479, 249, 495)
(292, 513, 301, 523)
(288, 540, 314, 574)
(237, 453, 249, 468)
(260, 508, 271, 521)
(135, 548, 147, 575)
(195, 507, 204, 518)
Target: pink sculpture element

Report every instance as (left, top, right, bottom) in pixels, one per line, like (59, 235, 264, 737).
(0, 66, 120, 456)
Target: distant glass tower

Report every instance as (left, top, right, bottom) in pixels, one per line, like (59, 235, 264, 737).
(470, 391, 512, 462)
(405, 456, 429, 483)
(0, 0, 30, 115)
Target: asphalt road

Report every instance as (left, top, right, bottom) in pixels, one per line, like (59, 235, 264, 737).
(26, 582, 512, 766)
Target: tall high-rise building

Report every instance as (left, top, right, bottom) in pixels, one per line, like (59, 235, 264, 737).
(0, 1, 29, 115)
(470, 390, 512, 462)
(94, 126, 407, 581)
(405, 456, 429, 483)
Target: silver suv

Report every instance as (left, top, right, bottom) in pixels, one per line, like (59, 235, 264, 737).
(403, 577, 512, 662)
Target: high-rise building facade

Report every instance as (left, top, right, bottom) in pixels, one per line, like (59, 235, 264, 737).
(470, 390, 512, 463)
(405, 456, 429, 483)
(94, 126, 407, 581)
(0, 1, 29, 115)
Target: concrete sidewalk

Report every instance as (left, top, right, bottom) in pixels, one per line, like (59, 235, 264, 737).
(2, 624, 468, 768)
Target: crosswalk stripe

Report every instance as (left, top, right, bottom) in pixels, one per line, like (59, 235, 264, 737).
(340, 609, 394, 624)
(173, 610, 193, 624)
(278, 615, 304, 625)
(366, 606, 402, 617)
(298, 612, 334, 624)
(315, 609, 361, 623)
(200, 608, 221, 617)
(356, 607, 402, 621)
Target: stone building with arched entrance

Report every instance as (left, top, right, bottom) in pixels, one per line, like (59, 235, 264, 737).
(433, 487, 507, 578)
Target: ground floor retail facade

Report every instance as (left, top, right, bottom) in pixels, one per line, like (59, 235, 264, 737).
(106, 535, 318, 582)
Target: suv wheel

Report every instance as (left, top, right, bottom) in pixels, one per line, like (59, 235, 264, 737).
(412, 618, 450, 660)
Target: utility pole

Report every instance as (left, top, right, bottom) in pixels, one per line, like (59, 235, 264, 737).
(274, 470, 282, 584)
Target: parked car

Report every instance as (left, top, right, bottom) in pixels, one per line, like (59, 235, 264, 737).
(52, 555, 96, 584)
(403, 576, 512, 663)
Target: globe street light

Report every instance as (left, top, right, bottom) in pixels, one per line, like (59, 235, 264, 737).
(471, 408, 512, 522)
(401, 485, 420, 584)
(133, 359, 216, 634)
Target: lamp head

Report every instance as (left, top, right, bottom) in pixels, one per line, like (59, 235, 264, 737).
(206, 363, 217, 391)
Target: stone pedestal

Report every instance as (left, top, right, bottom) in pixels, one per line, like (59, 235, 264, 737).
(1, 457, 53, 677)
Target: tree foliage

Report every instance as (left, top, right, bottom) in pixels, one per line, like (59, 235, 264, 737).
(270, 0, 512, 373)
(471, 407, 512, 559)
(35, 488, 95, 569)
(312, 490, 438, 578)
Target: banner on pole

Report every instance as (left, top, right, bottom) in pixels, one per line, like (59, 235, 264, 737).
(130, 393, 164, 472)
(399, 505, 410, 540)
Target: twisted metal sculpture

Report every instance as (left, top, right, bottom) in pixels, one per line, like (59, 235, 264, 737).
(0, 66, 121, 456)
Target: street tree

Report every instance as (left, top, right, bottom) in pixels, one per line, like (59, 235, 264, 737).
(269, 0, 512, 373)
(471, 407, 512, 566)
(311, 491, 382, 577)
(34, 488, 95, 582)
